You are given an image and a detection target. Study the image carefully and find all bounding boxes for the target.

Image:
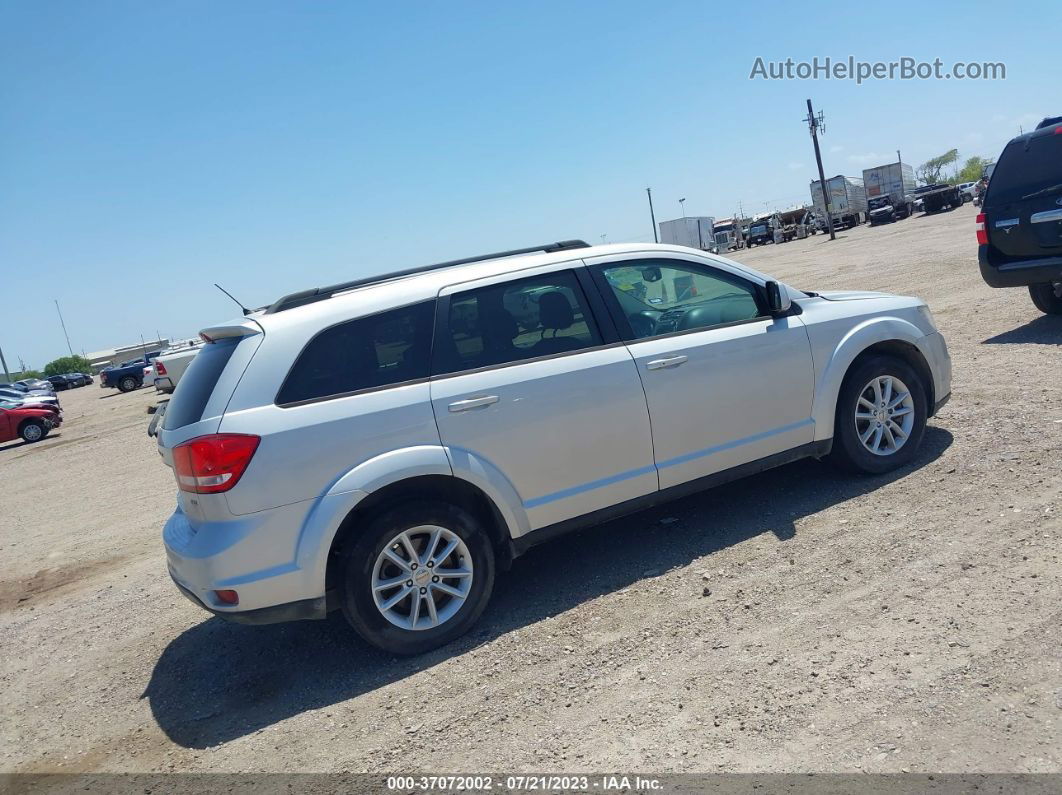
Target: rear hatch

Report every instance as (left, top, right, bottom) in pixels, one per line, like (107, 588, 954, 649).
(157, 319, 263, 459)
(983, 122, 1062, 262)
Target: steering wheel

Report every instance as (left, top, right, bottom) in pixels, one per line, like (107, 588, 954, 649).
(628, 311, 658, 338)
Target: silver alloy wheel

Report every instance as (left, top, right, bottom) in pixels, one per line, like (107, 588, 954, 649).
(22, 423, 43, 442)
(855, 374, 915, 456)
(371, 525, 473, 631)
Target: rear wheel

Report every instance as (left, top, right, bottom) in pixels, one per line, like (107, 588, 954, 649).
(19, 420, 48, 443)
(829, 355, 928, 475)
(118, 376, 138, 392)
(340, 500, 496, 655)
(1029, 283, 1062, 315)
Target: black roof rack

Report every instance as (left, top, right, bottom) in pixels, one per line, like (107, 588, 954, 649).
(265, 239, 590, 314)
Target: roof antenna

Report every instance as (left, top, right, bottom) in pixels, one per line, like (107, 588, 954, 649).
(214, 283, 251, 316)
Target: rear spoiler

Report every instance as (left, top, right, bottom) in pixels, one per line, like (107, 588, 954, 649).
(199, 317, 264, 343)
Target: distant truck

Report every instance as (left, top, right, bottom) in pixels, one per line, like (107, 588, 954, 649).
(152, 344, 204, 394)
(658, 217, 715, 252)
(746, 213, 783, 246)
(810, 175, 867, 230)
(99, 351, 161, 393)
(913, 183, 963, 214)
(862, 161, 916, 224)
(712, 218, 739, 251)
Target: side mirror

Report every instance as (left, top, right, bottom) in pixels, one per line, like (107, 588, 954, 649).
(765, 281, 792, 315)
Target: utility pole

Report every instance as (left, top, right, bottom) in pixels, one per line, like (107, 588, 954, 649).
(54, 299, 74, 356)
(0, 344, 10, 383)
(805, 98, 836, 241)
(646, 188, 659, 243)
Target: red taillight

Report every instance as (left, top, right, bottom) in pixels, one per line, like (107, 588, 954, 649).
(172, 434, 260, 494)
(155, 360, 168, 375)
(975, 213, 988, 245)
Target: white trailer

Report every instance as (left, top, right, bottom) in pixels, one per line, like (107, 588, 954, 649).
(658, 216, 715, 251)
(810, 175, 867, 229)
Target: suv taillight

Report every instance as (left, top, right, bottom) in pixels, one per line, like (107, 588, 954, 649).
(156, 360, 168, 375)
(975, 213, 987, 245)
(172, 434, 260, 494)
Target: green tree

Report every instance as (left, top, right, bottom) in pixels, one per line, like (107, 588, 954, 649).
(916, 149, 959, 185)
(43, 355, 94, 376)
(953, 156, 991, 185)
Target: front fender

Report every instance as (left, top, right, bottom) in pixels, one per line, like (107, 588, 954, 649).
(811, 316, 927, 441)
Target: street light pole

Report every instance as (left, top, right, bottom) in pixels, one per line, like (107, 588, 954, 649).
(646, 188, 659, 243)
(679, 197, 686, 218)
(54, 299, 74, 356)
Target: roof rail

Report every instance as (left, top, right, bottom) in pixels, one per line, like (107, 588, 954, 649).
(265, 239, 590, 314)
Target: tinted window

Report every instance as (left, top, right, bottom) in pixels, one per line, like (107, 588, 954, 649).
(986, 132, 1062, 206)
(434, 270, 602, 375)
(277, 301, 435, 406)
(598, 259, 764, 339)
(163, 337, 242, 429)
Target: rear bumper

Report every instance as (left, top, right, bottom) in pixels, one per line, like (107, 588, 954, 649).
(170, 576, 328, 624)
(979, 246, 1062, 288)
(154, 377, 175, 393)
(162, 501, 328, 620)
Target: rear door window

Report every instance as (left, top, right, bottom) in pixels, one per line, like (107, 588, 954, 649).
(163, 337, 242, 429)
(276, 301, 435, 406)
(433, 270, 602, 375)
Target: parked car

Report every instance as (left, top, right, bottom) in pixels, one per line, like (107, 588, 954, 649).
(957, 182, 977, 202)
(47, 374, 78, 390)
(156, 240, 952, 654)
(0, 386, 60, 408)
(99, 352, 161, 392)
(15, 378, 54, 391)
(0, 401, 61, 443)
(977, 117, 1062, 315)
(153, 345, 205, 393)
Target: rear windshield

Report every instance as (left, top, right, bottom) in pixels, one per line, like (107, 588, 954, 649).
(162, 338, 239, 430)
(986, 132, 1062, 206)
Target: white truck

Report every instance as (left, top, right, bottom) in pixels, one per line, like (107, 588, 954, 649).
(153, 343, 204, 394)
(658, 217, 716, 252)
(862, 161, 917, 224)
(810, 175, 867, 230)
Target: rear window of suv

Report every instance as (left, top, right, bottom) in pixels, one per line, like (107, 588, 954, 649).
(163, 337, 242, 429)
(985, 131, 1062, 207)
(276, 300, 435, 406)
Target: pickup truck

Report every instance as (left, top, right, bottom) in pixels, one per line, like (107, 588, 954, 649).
(99, 351, 161, 393)
(152, 344, 204, 393)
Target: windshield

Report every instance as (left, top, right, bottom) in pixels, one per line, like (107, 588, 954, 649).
(985, 131, 1062, 206)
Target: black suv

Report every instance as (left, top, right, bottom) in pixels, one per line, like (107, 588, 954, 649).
(977, 115, 1062, 314)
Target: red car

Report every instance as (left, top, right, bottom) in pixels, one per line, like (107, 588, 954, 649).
(0, 402, 62, 444)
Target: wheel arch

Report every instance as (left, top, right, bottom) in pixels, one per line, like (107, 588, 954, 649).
(324, 475, 515, 595)
(812, 318, 936, 440)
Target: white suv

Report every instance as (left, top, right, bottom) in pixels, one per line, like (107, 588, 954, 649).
(158, 240, 951, 654)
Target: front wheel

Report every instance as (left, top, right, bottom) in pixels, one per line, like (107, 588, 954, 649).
(340, 500, 496, 655)
(19, 420, 49, 443)
(1029, 283, 1062, 315)
(829, 355, 928, 475)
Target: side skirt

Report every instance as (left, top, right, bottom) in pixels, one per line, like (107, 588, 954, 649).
(511, 439, 832, 557)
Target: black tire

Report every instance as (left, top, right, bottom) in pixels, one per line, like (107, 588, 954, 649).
(340, 500, 496, 655)
(1029, 283, 1062, 315)
(19, 419, 49, 443)
(118, 376, 138, 392)
(828, 355, 928, 475)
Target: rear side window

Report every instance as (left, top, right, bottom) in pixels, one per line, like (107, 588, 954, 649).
(986, 133, 1062, 206)
(433, 270, 602, 375)
(277, 301, 435, 406)
(163, 338, 241, 429)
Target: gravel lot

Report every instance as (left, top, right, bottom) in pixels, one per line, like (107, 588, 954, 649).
(1, 202, 1059, 775)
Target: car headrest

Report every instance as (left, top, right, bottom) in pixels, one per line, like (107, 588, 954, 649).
(538, 291, 574, 331)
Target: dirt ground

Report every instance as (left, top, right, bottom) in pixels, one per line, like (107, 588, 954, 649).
(1, 202, 1059, 775)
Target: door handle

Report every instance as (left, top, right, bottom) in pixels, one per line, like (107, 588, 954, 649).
(646, 355, 688, 370)
(448, 395, 500, 412)
(1030, 208, 1062, 224)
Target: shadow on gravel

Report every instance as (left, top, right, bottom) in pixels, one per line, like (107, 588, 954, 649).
(144, 426, 952, 748)
(982, 314, 1062, 345)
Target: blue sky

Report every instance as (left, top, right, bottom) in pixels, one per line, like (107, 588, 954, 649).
(1, 0, 1057, 369)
